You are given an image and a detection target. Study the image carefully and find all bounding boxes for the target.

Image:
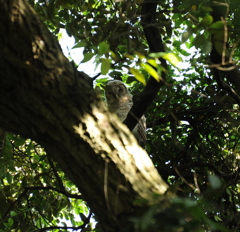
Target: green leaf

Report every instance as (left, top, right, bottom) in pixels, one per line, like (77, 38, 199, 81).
(72, 41, 87, 48)
(59, 0, 72, 9)
(148, 52, 181, 66)
(110, 51, 118, 61)
(182, 28, 192, 43)
(209, 21, 224, 30)
(147, 59, 158, 68)
(162, 53, 181, 67)
(81, 53, 95, 63)
(124, 53, 135, 60)
(135, 52, 145, 60)
(194, 34, 206, 49)
(213, 30, 225, 41)
(14, 136, 26, 147)
(140, 63, 160, 82)
(208, 175, 222, 189)
(7, 218, 14, 226)
(100, 58, 111, 75)
(193, 34, 212, 54)
(0, 165, 7, 177)
(39, 155, 47, 161)
(25, 141, 33, 156)
(31, 163, 38, 169)
(129, 68, 146, 85)
(7, 159, 15, 172)
(214, 215, 223, 222)
(6, 172, 13, 184)
(201, 40, 212, 54)
(10, 211, 17, 217)
(109, 71, 122, 78)
(226, 188, 231, 196)
(149, 52, 165, 58)
(201, 15, 213, 26)
(214, 41, 224, 55)
(2, 136, 12, 159)
(98, 41, 110, 55)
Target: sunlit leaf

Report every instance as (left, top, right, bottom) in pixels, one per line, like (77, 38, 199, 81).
(147, 59, 158, 68)
(100, 58, 111, 75)
(124, 53, 135, 60)
(209, 21, 224, 30)
(129, 68, 146, 85)
(135, 52, 145, 60)
(98, 41, 110, 55)
(149, 52, 165, 58)
(140, 63, 160, 82)
(201, 15, 213, 26)
(162, 53, 181, 67)
(110, 51, 118, 61)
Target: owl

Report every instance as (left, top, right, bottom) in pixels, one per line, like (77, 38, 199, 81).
(105, 80, 146, 147)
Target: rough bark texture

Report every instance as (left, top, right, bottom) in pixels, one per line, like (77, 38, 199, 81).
(0, 0, 168, 231)
(0, 128, 6, 156)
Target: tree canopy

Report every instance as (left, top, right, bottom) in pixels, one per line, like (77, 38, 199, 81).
(0, 0, 240, 231)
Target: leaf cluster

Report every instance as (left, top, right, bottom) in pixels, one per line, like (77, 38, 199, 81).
(0, 134, 92, 231)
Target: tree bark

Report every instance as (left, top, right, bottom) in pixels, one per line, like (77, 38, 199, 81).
(0, 128, 6, 155)
(0, 0, 168, 231)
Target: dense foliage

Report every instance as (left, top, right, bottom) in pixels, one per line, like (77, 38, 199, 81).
(0, 0, 240, 231)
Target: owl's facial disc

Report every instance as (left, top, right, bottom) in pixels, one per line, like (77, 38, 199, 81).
(117, 85, 125, 96)
(105, 81, 127, 100)
(105, 89, 117, 101)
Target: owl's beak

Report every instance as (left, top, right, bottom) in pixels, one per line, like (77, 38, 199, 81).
(112, 91, 118, 98)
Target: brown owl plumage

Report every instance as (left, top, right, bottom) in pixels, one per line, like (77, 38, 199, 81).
(105, 80, 146, 147)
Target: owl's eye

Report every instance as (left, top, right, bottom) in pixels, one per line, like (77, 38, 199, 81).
(118, 86, 124, 92)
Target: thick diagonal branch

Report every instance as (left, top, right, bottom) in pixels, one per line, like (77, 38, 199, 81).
(125, 0, 167, 131)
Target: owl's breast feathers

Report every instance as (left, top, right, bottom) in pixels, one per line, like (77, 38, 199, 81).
(105, 80, 146, 147)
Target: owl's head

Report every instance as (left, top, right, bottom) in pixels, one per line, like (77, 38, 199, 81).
(104, 80, 133, 121)
(105, 80, 130, 102)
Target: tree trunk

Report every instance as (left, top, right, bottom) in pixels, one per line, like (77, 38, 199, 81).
(0, 0, 168, 231)
(0, 128, 6, 155)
